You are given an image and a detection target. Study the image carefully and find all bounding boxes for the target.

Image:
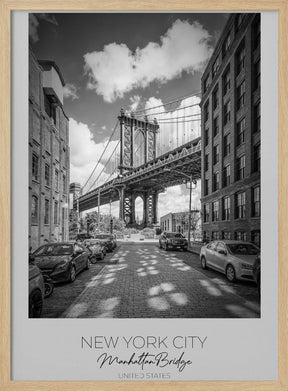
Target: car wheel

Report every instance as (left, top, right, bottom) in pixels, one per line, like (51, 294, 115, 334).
(226, 264, 236, 282)
(159, 242, 162, 249)
(164, 243, 168, 251)
(90, 255, 97, 264)
(44, 282, 54, 298)
(201, 256, 207, 269)
(69, 265, 76, 282)
(29, 289, 43, 318)
(100, 252, 104, 260)
(183, 247, 188, 252)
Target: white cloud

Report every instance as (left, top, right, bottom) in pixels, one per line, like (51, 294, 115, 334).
(158, 184, 201, 218)
(144, 95, 201, 153)
(29, 13, 58, 43)
(29, 14, 39, 43)
(84, 19, 212, 102)
(101, 125, 107, 131)
(69, 118, 119, 191)
(63, 83, 79, 100)
(129, 95, 141, 112)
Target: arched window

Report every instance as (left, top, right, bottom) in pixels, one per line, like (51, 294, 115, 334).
(31, 195, 38, 224)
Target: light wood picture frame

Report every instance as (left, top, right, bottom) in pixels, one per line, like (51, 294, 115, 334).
(0, 0, 287, 390)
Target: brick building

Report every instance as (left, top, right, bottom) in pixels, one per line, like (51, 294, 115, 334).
(29, 50, 70, 250)
(160, 211, 201, 238)
(200, 14, 260, 246)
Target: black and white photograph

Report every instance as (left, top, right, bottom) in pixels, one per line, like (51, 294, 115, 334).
(28, 12, 261, 319)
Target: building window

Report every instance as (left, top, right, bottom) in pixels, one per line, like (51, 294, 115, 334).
(212, 86, 219, 110)
(236, 192, 246, 219)
(205, 127, 209, 146)
(223, 100, 231, 125)
(204, 102, 209, 123)
(44, 163, 50, 187)
(31, 195, 38, 224)
(44, 199, 50, 225)
(254, 102, 261, 133)
(236, 117, 246, 146)
(222, 32, 231, 58)
(251, 230, 260, 247)
(32, 153, 39, 181)
(254, 60, 260, 91)
(212, 231, 220, 240)
(223, 133, 231, 157)
(204, 74, 210, 93)
(253, 144, 261, 173)
(213, 172, 220, 192)
(63, 174, 67, 193)
(212, 55, 220, 78)
(204, 203, 209, 223)
(252, 186, 260, 217)
(235, 231, 247, 241)
(213, 116, 219, 137)
(54, 201, 58, 224)
(213, 144, 219, 165)
(223, 164, 231, 187)
(212, 201, 219, 221)
(236, 41, 245, 75)
(223, 196, 231, 220)
(223, 66, 231, 95)
(236, 14, 245, 32)
(253, 15, 260, 50)
(55, 169, 59, 192)
(204, 154, 209, 171)
(44, 94, 57, 125)
(222, 231, 231, 240)
(236, 155, 245, 180)
(237, 81, 246, 110)
(204, 179, 209, 196)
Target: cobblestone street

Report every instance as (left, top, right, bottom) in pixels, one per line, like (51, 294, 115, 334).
(44, 243, 261, 318)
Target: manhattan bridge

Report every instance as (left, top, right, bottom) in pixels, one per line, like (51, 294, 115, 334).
(73, 93, 202, 228)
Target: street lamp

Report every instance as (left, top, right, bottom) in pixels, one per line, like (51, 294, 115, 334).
(164, 168, 197, 247)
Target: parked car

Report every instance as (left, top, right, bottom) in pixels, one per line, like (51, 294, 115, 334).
(200, 240, 260, 282)
(159, 232, 188, 251)
(94, 233, 117, 252)
(31, 242, 90, 283)
(29, 261, 45, 318)
(253, 254, 261, 296)
(76, 233, 93, 242)
(84, 239, 106, 262)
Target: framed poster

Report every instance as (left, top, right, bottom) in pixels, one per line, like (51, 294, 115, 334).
(0, 1, 287, 390)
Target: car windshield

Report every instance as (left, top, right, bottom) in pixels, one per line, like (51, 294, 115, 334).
(95, 235, 111, 240)
(165, 233, 184, 238)
(33, 244, 73, 256)
(227, 243, 259, 255)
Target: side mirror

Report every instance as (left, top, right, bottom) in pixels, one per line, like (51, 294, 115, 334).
(218, 249, 227, 255)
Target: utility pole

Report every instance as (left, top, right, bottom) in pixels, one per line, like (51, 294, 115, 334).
(98, 189, 101, 232)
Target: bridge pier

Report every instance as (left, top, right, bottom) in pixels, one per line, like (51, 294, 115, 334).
(118, 188, 160, 229)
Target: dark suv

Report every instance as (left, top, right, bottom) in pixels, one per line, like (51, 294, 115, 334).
(159, 232, 188, 251)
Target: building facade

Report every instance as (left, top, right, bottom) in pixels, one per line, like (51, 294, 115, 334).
(160, 211, 201, 238)
(200, 13, 260, 246)
(29, 50, 70, 251)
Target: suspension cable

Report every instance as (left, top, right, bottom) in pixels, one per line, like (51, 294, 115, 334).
(86, 140, 120, 192)
(133, 91, 201, 114)
(82, 119, 119, 191)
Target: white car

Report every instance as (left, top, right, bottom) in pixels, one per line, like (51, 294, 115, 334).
(200, 240, 260, 282)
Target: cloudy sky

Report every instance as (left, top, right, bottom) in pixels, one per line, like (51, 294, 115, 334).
(29, 12, 229, 219)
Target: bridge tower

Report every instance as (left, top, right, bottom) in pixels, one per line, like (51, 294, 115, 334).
(117, 109, 160, 227)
